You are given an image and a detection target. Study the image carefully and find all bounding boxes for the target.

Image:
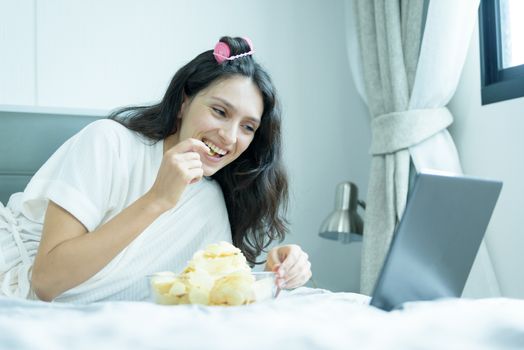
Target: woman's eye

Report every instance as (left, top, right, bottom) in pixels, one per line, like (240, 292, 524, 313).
(212, 107, 226, 116)
(243, 125, 255, 133)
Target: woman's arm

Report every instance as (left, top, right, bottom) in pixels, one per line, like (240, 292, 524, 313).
(31, 138, 209, 301)
(31, 195, 169, 301)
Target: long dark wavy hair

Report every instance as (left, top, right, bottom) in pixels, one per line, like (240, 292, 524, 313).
(109, 36, 288, 265)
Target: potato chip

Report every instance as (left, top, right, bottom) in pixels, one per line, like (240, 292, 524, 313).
(150, 272, 177, 295)
(184, 270, 215, 290)
(202, 241, 241, 257)
(209, 272, 255, 306)
(155, 293, 180, 305)
(168, 279, 187, 296)
(188, 287, 210, 305)
(174, 294, 190, 305)
(150, 242, 262, 306)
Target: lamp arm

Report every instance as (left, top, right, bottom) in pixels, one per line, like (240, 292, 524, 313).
(358, 200, 366, 210)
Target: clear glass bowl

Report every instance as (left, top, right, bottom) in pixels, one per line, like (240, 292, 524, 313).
(148, 271, 277, 306)
(251, 271, 278, 302)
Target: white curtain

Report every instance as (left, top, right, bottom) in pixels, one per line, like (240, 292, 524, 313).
(409, 0, 501, 298)
(346, 0, 499, 296)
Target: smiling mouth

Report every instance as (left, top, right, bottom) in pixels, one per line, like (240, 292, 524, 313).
(203, 139, 227, 158)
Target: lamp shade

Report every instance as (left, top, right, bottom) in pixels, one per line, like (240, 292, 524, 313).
(319, 182, 364, 244)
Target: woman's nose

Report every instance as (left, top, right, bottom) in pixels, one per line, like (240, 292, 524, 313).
(218, 123, 238, 144)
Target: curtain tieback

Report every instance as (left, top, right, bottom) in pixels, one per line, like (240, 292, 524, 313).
(370, 107, 453, 155)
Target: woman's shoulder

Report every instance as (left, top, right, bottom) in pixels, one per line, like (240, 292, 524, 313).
(75, 119, 148, 150)
(80, 119, 132, 139)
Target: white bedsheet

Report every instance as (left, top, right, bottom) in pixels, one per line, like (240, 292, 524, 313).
(1, 288, 523, 350)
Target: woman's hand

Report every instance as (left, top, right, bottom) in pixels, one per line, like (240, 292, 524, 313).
(147, 138, 209, 210)
(265, 244, 312, 289)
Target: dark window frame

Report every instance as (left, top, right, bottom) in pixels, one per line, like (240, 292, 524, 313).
(479, 0, 524, 105)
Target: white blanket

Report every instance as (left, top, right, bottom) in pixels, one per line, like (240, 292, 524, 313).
(1, 288, 523, 350)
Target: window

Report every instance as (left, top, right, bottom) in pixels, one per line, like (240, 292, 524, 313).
(479, 0, 524, 105)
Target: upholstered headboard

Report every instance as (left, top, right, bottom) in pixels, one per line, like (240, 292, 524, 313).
(0, 108, 103, 204)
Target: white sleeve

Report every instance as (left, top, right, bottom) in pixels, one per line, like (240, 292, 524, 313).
(22, 119, 127, 231)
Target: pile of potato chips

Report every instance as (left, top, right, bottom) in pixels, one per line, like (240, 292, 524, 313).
(150, 241, 272, 306)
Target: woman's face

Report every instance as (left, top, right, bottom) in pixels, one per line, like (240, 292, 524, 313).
(176, 76, 264, 176)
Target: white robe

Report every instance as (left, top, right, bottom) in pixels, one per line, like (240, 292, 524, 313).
(0, 120, 231, 303)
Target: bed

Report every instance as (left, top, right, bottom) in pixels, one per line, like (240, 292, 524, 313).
(1, 288, 524, 349)
(2, 109, 524, 349)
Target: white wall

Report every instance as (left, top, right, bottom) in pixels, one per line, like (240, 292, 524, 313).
(0, 0, 35, 105)
(0, 0, 371, 292)
(448, 21, 524, 298)
(277, 0, 370, 293)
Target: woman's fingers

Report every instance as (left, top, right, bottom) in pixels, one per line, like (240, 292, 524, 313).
(175, 151, 201, 161)
(188, 167, 204, 184)
(283, 260, 312, 289)
(266, 247, 282, 272)
(148, 138, 209, 207)
(281, 251, 311, 288)
(176, 156, 202, 171)
(266, 245, 312, 289)
(282, 250, 308, 276)
(165, 138, 209, 178)
(278, 245, 303, 272)
(169, 138, 210, 156)
(166, 138, 210, 184)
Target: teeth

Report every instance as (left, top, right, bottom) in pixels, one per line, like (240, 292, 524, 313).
(203, 139, 227, 156)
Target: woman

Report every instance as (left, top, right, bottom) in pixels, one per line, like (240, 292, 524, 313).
(0, 36, 311, 303)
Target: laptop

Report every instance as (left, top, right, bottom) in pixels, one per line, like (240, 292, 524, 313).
(369, 170, 503, 311)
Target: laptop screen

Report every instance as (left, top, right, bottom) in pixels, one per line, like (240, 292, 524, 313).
(370, 171, 502, 311)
